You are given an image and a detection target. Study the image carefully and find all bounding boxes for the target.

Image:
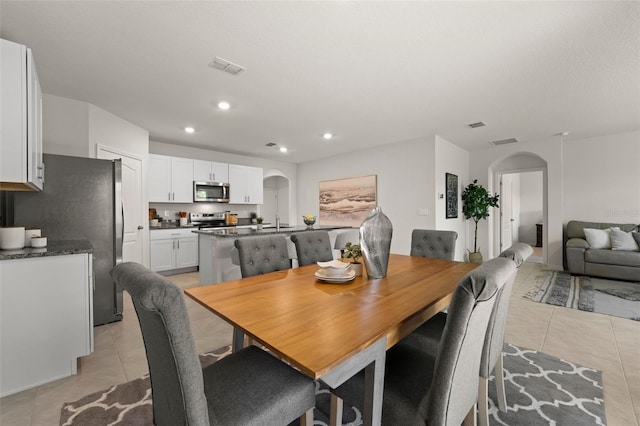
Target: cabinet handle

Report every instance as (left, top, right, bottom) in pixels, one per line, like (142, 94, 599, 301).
(177, 240, 180, 249)
(168, 192, 171, 201)
(172, 192, 175, 200)
(212, 173, 215, 181)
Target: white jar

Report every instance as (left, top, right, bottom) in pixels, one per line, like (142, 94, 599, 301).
(0, 227, 26, 250)
(24, 228, 41, 247)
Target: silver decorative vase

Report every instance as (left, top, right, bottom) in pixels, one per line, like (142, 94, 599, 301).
(359, 207, 393, 279)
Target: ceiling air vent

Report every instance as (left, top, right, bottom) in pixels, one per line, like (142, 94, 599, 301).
(489, 138, 519, 146)
(265, 142, 277, 147)
(467, 121, 486, 128)
(209, 57, 246, 76)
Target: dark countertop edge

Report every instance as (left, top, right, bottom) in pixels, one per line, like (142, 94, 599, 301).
(193, 225, 354, 238)
(0, 239, 94, 261)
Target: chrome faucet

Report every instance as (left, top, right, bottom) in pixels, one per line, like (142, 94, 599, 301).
(275, 215, 280, 231)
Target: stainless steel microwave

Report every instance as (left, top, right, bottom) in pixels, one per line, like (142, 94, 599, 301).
(193, 181, 230, 203)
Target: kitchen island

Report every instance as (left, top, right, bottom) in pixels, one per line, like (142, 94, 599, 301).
(0, 240, 94, 397)
(194, 225, 353, 285)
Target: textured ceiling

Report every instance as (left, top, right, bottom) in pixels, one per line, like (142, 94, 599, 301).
(1, 1, 638, 163)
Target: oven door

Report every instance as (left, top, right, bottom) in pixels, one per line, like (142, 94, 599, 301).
(193, 181, 230, 203)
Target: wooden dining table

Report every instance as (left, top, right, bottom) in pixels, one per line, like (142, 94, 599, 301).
(185, 253, 477, 426)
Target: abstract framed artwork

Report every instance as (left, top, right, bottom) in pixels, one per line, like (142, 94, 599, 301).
(446, 173, 458, 219)
(319, 175, 377, 227)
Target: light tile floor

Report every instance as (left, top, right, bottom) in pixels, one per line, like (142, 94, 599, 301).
(1, 263, 638, 426)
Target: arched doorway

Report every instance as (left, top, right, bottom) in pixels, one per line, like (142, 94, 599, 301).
(262, 170, 290, 226)
(490, 152, 548, 265)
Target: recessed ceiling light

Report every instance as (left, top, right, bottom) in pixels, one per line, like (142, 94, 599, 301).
(279, 147, 288, 153)
(184, 127, 195, 134)
(323, 133, 333, 140)
(217, 101, 230, 110)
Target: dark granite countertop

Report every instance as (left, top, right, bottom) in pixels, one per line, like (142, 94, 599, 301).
(149, 223, 197, 230)
(0, 239, 94, 260)
(193, 225, 352, 238)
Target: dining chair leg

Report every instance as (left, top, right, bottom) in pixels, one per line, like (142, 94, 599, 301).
(495, 352, 507, 412)
(463, 403, 477, 426)
(478, 377, 489, 426)
(330, 393, 343, 426)
(300, 408, 314, 426)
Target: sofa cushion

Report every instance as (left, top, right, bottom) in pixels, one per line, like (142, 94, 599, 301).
(585, 248, 640, 267)
(584, 228, 612, 249)
(610, 228, 640, 251)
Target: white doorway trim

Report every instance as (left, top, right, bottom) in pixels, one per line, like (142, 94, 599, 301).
(96, 144, 148, 267)
(494, 165, 547, 266)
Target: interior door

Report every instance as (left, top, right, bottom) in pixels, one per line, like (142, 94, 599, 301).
(500, 174, 514, 251)
(98, 146, 144, 264)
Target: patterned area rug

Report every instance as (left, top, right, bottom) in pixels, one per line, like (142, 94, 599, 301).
(525, 271, 640, 321)
(60, 344, 605, 425)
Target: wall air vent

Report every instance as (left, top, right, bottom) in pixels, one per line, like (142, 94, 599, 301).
(265, 142, 277, 147)
(489, 138, 519, 146)
(467, 121, 486, 128)
(209, 57, 246, 76)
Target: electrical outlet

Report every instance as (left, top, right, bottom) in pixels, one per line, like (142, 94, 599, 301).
(418, 208, 429, 216)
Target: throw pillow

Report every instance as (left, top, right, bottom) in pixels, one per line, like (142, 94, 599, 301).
(583, 228, 612, 249)
(610, 228, 640, 251)
(633, 232, 640, 247)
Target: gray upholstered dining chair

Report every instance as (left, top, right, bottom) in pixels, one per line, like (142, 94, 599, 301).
(330, 256, 517, 426)
(234, 235, 291, 278)
(398, 244, 532, 426)
(334, 229, 360, 258)
(410, 229, 458, 260)
(290, 230, 333, 266)
(110, 262, 315, 426)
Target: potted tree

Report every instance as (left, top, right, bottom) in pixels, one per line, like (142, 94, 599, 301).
(342, 241, 363, 276)
(461, 179, 500, 264)
(256, 216, 264, 230)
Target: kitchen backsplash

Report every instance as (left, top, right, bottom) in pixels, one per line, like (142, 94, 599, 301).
(148, 202, 258, 221)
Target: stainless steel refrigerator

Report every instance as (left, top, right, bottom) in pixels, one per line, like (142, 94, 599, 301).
(12, 154, 123, 326)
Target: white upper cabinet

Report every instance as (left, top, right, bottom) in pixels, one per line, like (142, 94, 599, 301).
(0, 39, 43, 191)
(193, 160, 229, 183)
(148, 154, 194, 203)
(228, 164, 263, 204)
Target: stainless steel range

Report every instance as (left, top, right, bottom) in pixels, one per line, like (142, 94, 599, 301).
(189, 212, 227, 229)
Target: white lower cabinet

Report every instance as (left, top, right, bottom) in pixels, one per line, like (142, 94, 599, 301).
(150, 229, 198, 272)
(0, 253, 93, 397)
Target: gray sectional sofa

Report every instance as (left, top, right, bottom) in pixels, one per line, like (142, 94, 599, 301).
(565, 220, 640, 282)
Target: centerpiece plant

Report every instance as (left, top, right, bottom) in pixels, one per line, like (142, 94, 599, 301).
(342, 241, 363, 276)
(461, 179, 500, 264)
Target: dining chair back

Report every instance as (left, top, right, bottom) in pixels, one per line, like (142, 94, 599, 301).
(410, 229, 458, 260)
(474, 243, 534, 425)
(331, 257, 516, 426)
(111, 262, 315, 426)
(234, 235, 291, 277)
(334, 229, 360, 256)
(290, 230, 333, 266)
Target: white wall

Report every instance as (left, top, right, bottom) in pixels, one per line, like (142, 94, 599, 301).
(518, 171, 543, 246)
(469, 130, 639, 270)
(42, 94, 90, 157)
(563, 131, 640, 224)
(297, 137, 436, 256)
(434, 135, 469, 260)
